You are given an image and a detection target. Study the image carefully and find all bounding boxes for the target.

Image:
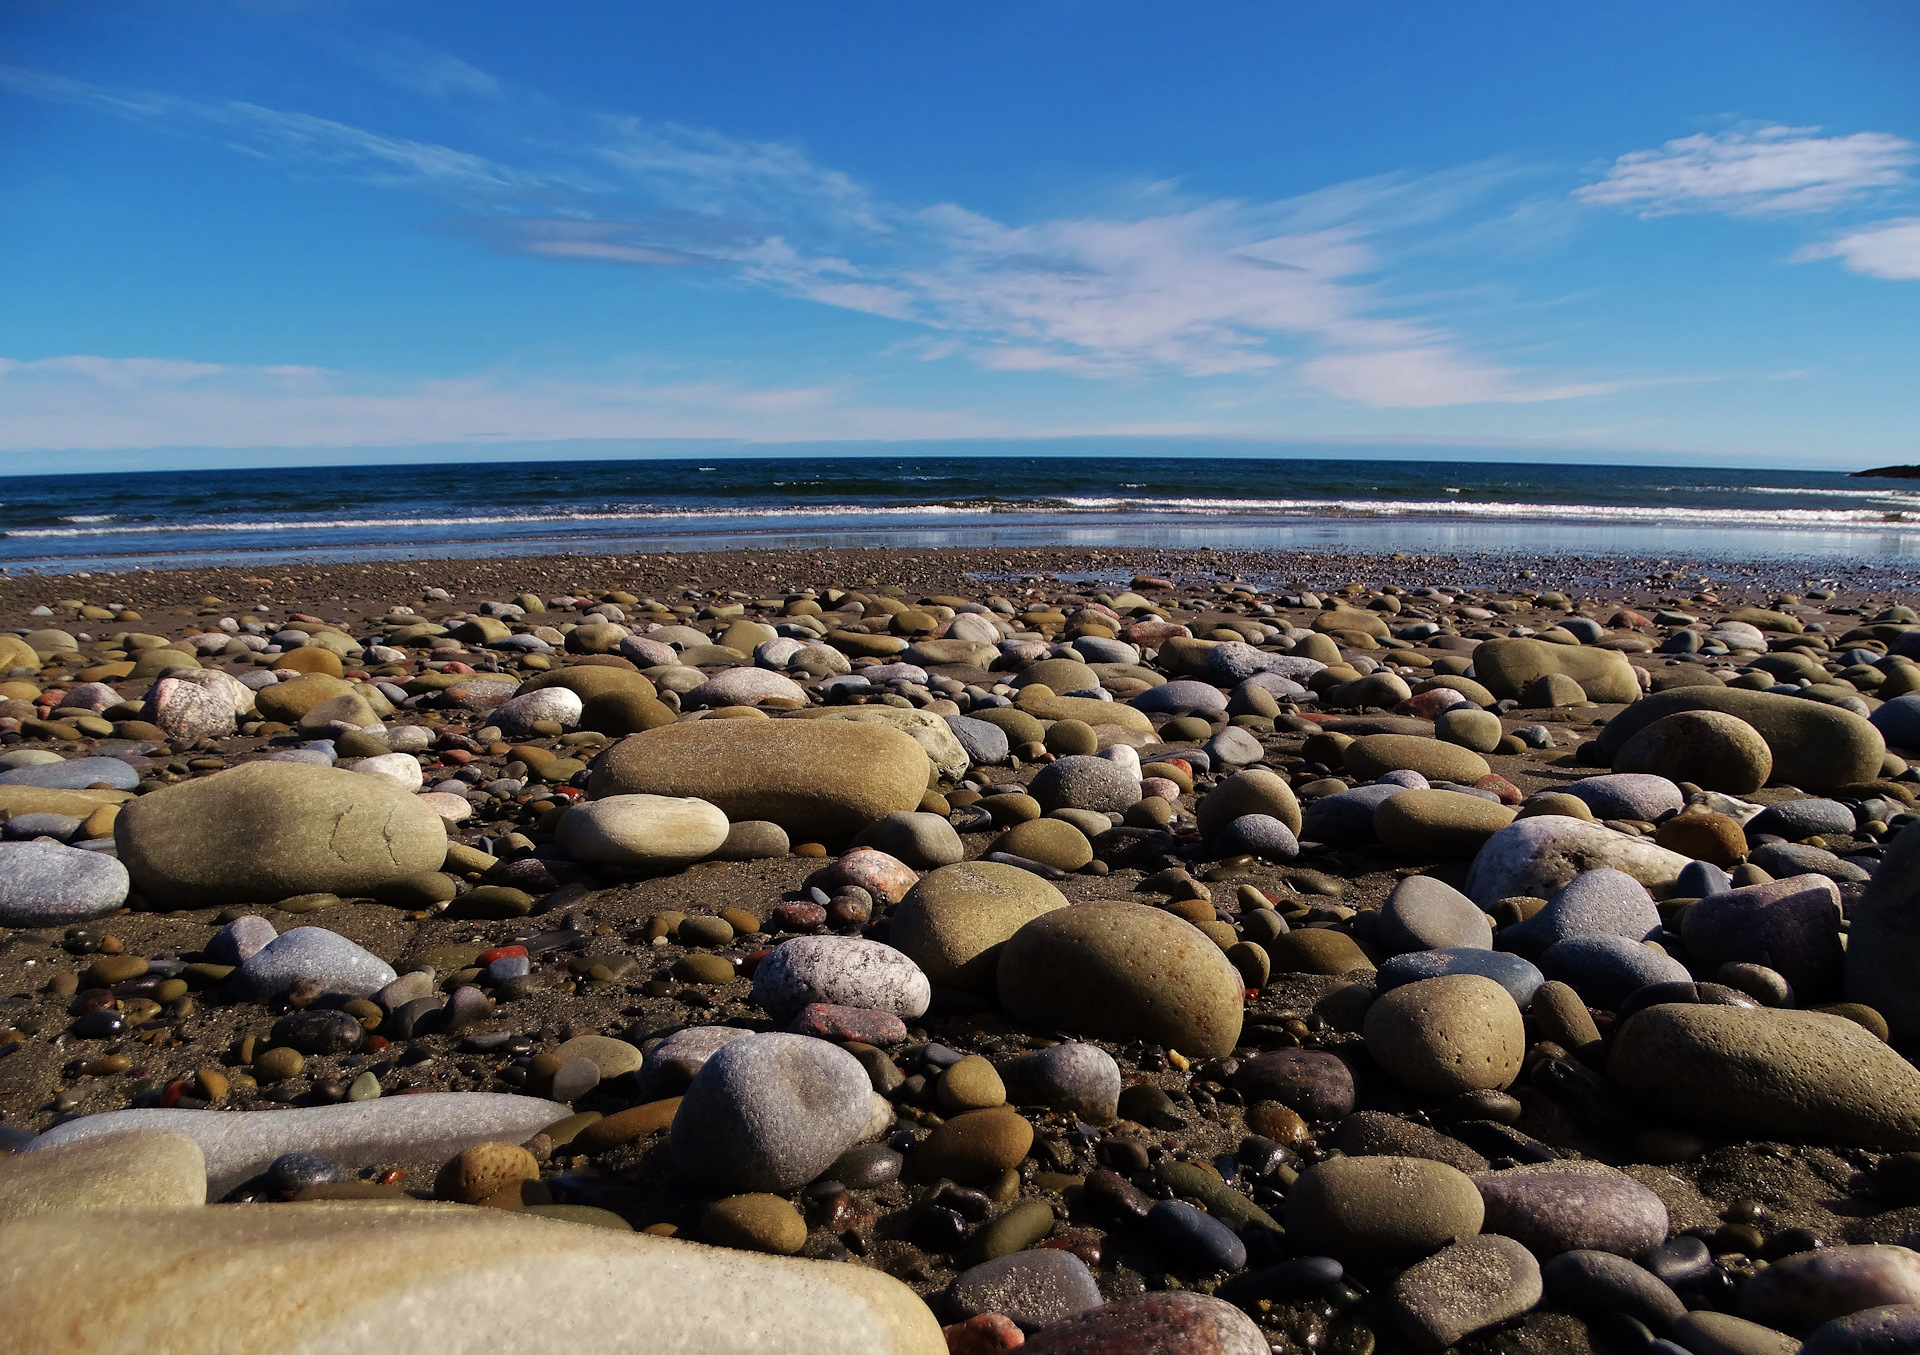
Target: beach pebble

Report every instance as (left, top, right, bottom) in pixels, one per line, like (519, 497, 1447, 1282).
(1376, 947, 1544, 1007)
(948, 1249, 1105, 1331)
(912, 1107, 1034, 1184)
(1848, 821, 1920, 1043)
(1739, 1246, 1920, 1336)
(751, 936, 931, 1023)
(1364, 974, 1524, 1096)
(235, 927, 397, 999)
(1232, 1050, 1356, 1121)
(850, 811, 964, 869)
(1385, 1234, 1543, 1353)
(1615, 710, 1773, 793)
(635, 1025, 754, 1099)
(945, 714, 1011, 766)
(1300, 784, 1403, 845)
(1213, 813, 1299, 860)
(1284, 1155, 1485, 1266)
(1196, 768, 1303, 838)
(115, 762, 447, 908)
(1538, 934, 1691, 1009)
(1801, 1305, 1920, 1355)
(556, 793, 730, 869)
(1466, 814, 1691, 904)
(806, 846, 919, 903)
(1494, 867, 1664, 957)
(669, 1032, 874, 1193)
(999, 1043, 1122, 1122)
(997, 900, 1246, 1058)
(206, 914, 277, 964)
(1345, 734, 1490, 785)
(0, 756, 141, 791)
(0, 839, 129, 926)
(1379, 875, 1494, 953)
(24, 1094, 569, 1195)
(1018, 1291, 1266, 1355)
(1147, 1199, 1247, 1273)
(1028, 756, 1142, 814)
(348, 751, 424, 792)
(1543, 1250, 1686, 1329)
(1682, 874, 1845, 999)
(1435, 706, 1504, 754)
(1474, 1162, 1669, 1257)
(1611, 1004, 1920, 1146)
(891, 860, 1067, 991)
(587, 718, 928, 840)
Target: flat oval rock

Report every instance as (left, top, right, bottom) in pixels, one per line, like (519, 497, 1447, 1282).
(1020, 1290, 1268, 1354)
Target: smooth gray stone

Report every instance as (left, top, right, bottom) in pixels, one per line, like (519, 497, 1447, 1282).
(233, 927, 396, 999)
(1028, 756, 1142, 814)
(1132, 681, 1228, 717)
(669, 1032, 873, 1194)
(945, 714, 1011, 766)
(1801, 1305, 1920, 1355)
(205, 915, 277, 965)
(1000, 1042, 1122, 1121)
(1500, 867, 1662, 960)
(1474, 1163, 1670, 1258)
(1376, 948, 1544, 1008)
(0, 839, 130, 926)
(0, 757, 141, 791)
(634, 1025, 755, 1100)
(1561, 773, 1686, 821)
(1379, 875, 1492, 954)
(949, 1249, 1105, 1331)
(24, 1094, 570, 1195)
(1538, 935, 1691, 1009)
(1748, 798, 1857, 840)
(1300, 785, 1403, 847)
(1543, 1249, 1685, 1330)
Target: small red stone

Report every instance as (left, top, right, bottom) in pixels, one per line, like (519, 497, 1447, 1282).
(786, 1002, 907, 1044)
(441, 748, 473, 764)
(364, 1035, 390, 1053)
(740, 947, 774, 977)
(477, 945, 529, 965)
(161, 1079, 189, 1107)
(1474, 772, 1524, 805)
(771, 901, 827, 932)
(944, 1313, 1025, 1354)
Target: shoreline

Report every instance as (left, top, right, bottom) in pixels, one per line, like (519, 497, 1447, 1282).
(2, 543, 1914, 609)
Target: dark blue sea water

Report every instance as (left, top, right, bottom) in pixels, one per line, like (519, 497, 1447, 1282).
(4, 453, 1920, 575)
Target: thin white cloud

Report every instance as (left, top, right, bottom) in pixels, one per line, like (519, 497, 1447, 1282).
(353, 41, 502, 99)
(3, 61, 1619, 412)
(1795, 217, 1920, 280)
(1576, 125, 1914, 216)
(0, 354, 1015, 450)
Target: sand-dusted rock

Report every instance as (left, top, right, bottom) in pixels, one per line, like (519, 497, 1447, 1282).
(1610, 1004, 1920, 1148)
(1028, 756, 1142, 815)
(1020, 1291, 1265, 1355)
(254, 673, 359, 723)
(1615, 709, 1773, 793)
(1017, 692, 1155, 734)
(26, 1094, 571, 1195)
(1464, 815, 1691, 905)
(1378, 875, 1494, 953)
(1284, 1156, 1485, 1266)
(587, 720, 928, 841)
(753, 936, 931, 1022)
(556, 794, 730, 869)
(1739, 1246, 1920, 1337)
(1473, 638, 1641, 703)
(1435, 707, 1503, 754)
(891, 861, 1067, 991)
(998, 901, 1245, 1058)
(1684, 874, 1845, 1001)
(114, 762, 449, 908)
(0, 1203, 945, 1354)
(1596, 687, 1886, 790)
(1847, 820, 1920, 1043)
(1472, 1162, 1669, 1258)
(1344, 735, 1489, 785)
(1375, 790, 1516, 859)
(850, 812, 964, 869)
(1364, 975, 1524, 1096)
(0, 1130, 206, 1222)
(993, 818, 1093, 871)
(1384, 1235, 1543, 1353)
(1195, 768, 1302, 839)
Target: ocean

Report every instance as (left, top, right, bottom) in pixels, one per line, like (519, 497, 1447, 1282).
(4, 453, 1920, 576)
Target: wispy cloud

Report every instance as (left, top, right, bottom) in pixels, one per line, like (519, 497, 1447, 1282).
(1794, 217, 1920, 280)
(2, 58, 1621, 411)
(351, 39, 502, 99)
(1575, 125, 1915, 217)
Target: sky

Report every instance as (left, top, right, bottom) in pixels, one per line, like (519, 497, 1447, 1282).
(3, 1, 1919, 472)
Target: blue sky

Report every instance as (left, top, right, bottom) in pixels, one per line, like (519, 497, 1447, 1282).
(3, 1, 1918, 470)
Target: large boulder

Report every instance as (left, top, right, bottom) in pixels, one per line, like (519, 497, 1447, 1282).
(891, 861, 1068, 991)
(114, 762, 448, 908)
(1472, 639, 1641, 703)
(1463, 816, 1691, 906)
(587, 720, 928, 841)
(0, 1203, 945, 1354)
(998, 901, 1245, 1058)
(1609, 1004, 1920, 1148)
(1595, 688, 1885, 790)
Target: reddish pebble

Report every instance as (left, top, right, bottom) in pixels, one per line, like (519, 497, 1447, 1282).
(786, 1002, 907, 1045)
(378, 1168, 406, 1185)
(441, 662, 475, 674)
(161, 1079, 189, 1107)
(945, 1313, 1025, 1354)
(1475, 772, 1524, 805)
(441, 748, 473, 765)
(740, 947, 774, 977)
(477, 945, 529, 965)
(1401, 688, 1470, 719)
(772, 901, 827, 932)
(1037, 1231, 1104, 1267)
(364, 1036, 390, 1052)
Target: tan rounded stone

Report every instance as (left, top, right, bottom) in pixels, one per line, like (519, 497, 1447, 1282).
(993, 818, 1092, 871)
(937, 1055, 1007, 1112)
(1196, 768, 1302, 839)
(1363, 974, 1524, 1096)
(997, 900, 1246, 1058)
(701, 1194, 808, 1255)
(891, 861, 1068, 991)
(435, 1142, 539, 1205)
(911, 1107, 1034, 1184)
(1343, 735, 1490, 785)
